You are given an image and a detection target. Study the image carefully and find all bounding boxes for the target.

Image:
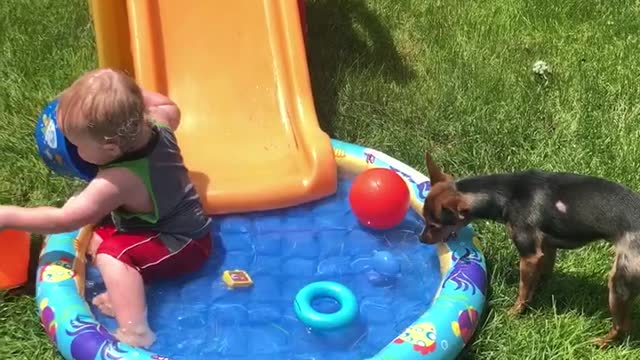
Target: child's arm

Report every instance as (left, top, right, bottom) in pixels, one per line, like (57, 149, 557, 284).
(0, 168, 133, 234)
(142, 89, 181, 131)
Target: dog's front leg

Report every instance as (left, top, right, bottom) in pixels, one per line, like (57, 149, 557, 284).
(507, 225, 545, 316)
(508, 253, 544, 315)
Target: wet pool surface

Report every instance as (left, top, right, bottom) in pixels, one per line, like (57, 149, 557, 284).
(86, 177, 441, 359)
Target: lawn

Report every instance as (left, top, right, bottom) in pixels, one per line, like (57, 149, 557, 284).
(2, 0, 640, 359)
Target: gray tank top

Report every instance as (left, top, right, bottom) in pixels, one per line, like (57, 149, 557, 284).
(102, 124, 211, 252)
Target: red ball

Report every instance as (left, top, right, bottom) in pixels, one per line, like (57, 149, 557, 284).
(349, 168, 410, 229)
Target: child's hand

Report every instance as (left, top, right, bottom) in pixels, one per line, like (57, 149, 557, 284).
(142, 89, 181, 131)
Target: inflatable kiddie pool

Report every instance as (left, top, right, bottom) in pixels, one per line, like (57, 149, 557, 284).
(34, 100, 487, 360)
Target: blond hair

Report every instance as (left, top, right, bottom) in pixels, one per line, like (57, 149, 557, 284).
(57, 68, 150, 151)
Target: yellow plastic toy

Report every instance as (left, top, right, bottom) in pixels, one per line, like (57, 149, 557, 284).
(222, 270, 254, 288)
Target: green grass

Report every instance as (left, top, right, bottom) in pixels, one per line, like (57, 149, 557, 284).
(2, 0, 640, 358)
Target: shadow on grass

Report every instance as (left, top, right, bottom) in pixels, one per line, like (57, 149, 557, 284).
(500, 267, 640, 344)
(304, 0, 415, 137)
(534, 272, 609, 314)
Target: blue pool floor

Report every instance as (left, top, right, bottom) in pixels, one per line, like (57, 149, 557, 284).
(86, 177, 442, 360)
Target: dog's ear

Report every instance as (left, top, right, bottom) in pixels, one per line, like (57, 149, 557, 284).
(425, 152, 453, 184)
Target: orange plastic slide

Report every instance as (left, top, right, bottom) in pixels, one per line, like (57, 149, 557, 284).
(88, 0, 337, 215)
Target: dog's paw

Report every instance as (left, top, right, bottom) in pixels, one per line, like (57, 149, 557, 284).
(592, 335, 614, 349)
(507, 302, 526, 317)
(592, 330, 623, 349)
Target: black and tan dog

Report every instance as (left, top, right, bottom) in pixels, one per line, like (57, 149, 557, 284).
(419, 153, 640, 346)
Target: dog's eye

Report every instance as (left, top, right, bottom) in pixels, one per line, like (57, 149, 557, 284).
(440, 208, 458, 225)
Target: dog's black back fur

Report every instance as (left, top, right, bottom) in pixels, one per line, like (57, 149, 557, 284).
(456, 170, 640, 248)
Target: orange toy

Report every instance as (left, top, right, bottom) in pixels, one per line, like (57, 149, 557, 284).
(0, 229, 30, 290)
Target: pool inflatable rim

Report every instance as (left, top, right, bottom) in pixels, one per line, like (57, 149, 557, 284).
(36, 139, 488, 360)
(293, 280, 359, 330)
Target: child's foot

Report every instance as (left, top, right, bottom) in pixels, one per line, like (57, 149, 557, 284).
(92, 292, 115, 317)
(115, 324, 156, 348)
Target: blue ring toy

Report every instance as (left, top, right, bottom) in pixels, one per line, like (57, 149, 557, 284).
(294, 281, 358, 330)
(34, 98, 98, 181)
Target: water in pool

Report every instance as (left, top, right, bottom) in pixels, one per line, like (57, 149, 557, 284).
(85, 177, 442, 359)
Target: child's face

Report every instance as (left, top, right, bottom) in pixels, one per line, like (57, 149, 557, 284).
(66, 132, 122, 165)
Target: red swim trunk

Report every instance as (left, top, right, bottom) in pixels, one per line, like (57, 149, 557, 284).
(94, 224, 212, 282)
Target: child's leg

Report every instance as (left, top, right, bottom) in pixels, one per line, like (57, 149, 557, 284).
(89, 226, 156, 348)
(87, 232, 114, 316)
(94, 253, 155, 348)
(90, 225, 212, 348)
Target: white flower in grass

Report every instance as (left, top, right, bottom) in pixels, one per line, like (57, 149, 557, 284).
(532, 60, 551, 76)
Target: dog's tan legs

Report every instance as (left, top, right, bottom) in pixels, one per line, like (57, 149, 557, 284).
(595, 254, 636, 347)
(507, 227, 547, 316)
(509, 253, 545, 315)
